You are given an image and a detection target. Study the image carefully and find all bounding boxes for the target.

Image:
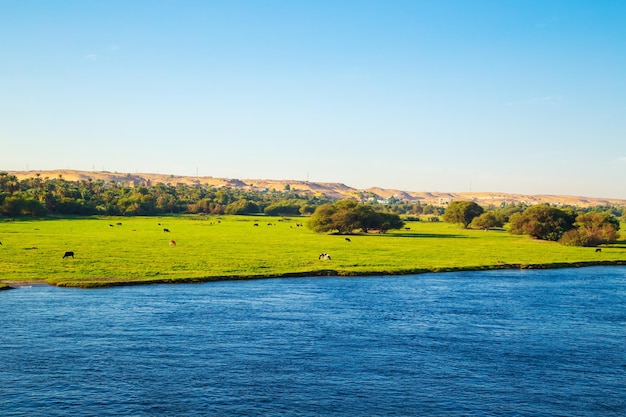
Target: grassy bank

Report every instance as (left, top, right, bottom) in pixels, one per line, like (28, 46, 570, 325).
(1, 215, 625, 288)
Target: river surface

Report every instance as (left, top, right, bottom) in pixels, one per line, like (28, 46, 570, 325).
(1, 267, 625, 416)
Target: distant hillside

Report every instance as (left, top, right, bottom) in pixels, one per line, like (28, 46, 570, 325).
(7, 169, 626, 207)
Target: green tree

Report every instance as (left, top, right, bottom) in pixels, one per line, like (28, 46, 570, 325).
(376, 212, 405, 232)
(0, 194, 47, 216)
(299, 204, 316, 215)
(309, 200, 361, 234)
(443, 201, 484, 228)
(264, 201, 301, 216)
(308, 200, 404, 234)
(225, 199, 260, 215)
(508, 205, 576, 241)
(470, 211, 504, 230)
(559, 212, 620, 246)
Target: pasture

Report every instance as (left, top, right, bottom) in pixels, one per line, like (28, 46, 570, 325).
(1, 216, 625, 288)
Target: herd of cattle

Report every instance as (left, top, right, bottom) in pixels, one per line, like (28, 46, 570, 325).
(0, 220, 609, 263)
(0, 219, 342, 261)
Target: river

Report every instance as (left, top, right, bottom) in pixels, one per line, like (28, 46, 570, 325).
(1, 267, 625, 416)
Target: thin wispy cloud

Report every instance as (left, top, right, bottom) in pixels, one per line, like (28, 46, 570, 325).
(618, 157, 626, 162)
(110, 45, 120, 52)
(84, 53, 98, 61)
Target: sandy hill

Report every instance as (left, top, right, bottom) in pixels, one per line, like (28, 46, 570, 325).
(7, 169, 626, 208)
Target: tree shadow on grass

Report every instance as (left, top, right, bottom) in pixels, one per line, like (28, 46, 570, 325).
(602, 237, 626, 248)
(362, 232, 470, 239)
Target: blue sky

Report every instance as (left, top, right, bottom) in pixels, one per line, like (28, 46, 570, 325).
(1, 0, 625, 198)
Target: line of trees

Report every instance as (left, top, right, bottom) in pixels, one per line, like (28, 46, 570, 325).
(2, 172, 624, 246)
(509, 206, 620, 247)
(0, 172, 445, 218)
(0, 172, 332, 217)
(442, 200, 623, 247)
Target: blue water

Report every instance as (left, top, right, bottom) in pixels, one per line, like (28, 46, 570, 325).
(1, 267, 625, 416)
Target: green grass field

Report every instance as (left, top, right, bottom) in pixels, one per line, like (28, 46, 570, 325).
(1, 215, 625, 287)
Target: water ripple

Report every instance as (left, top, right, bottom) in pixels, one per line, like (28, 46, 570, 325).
(1, 267, 625, 416)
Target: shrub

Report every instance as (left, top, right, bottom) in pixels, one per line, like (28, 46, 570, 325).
(443, 201, 484, 228)
(559, 212, 620, 246)
(558, 229, 590, 246)
(225, 199, 260, 215)
(470, 211, 503, 230)
(508, 205, 575, 241)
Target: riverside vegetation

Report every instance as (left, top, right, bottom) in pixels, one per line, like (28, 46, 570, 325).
(2, 172, 625, 288)
(1, 215, 625, 288)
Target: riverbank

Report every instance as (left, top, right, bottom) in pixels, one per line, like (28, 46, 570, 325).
(4, 260, 626, 289)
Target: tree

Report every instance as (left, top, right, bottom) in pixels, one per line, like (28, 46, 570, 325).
(508, 205, 576, 241)
(225, 199, 260, 215)
(0, 194, 47, 217)
(308, 200, 361, 234)
(559, 212, 620, 246)
(443, 201, 484, 228)
(308, 200, 404, 234)
(299, 204, 316, 215)
(376, 212, 405, 232)
(264, 201, 301, 216)
(470, 211, 504, 230)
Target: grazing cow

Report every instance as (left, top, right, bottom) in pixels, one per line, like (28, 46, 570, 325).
(63, 251, 74, 259)
(169, 240, 177, 247)
(163, 228, 170, 233)
(109, 224, 114, 227)
(116, 222, 122, 226)
(345, 237, 351, 242)
(404, 227, 411, 231)
(254, 223, 259, 227)
(595, 248, 602, 253)
(0, 241, 2, 245)
(319, 253, 331, 260)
